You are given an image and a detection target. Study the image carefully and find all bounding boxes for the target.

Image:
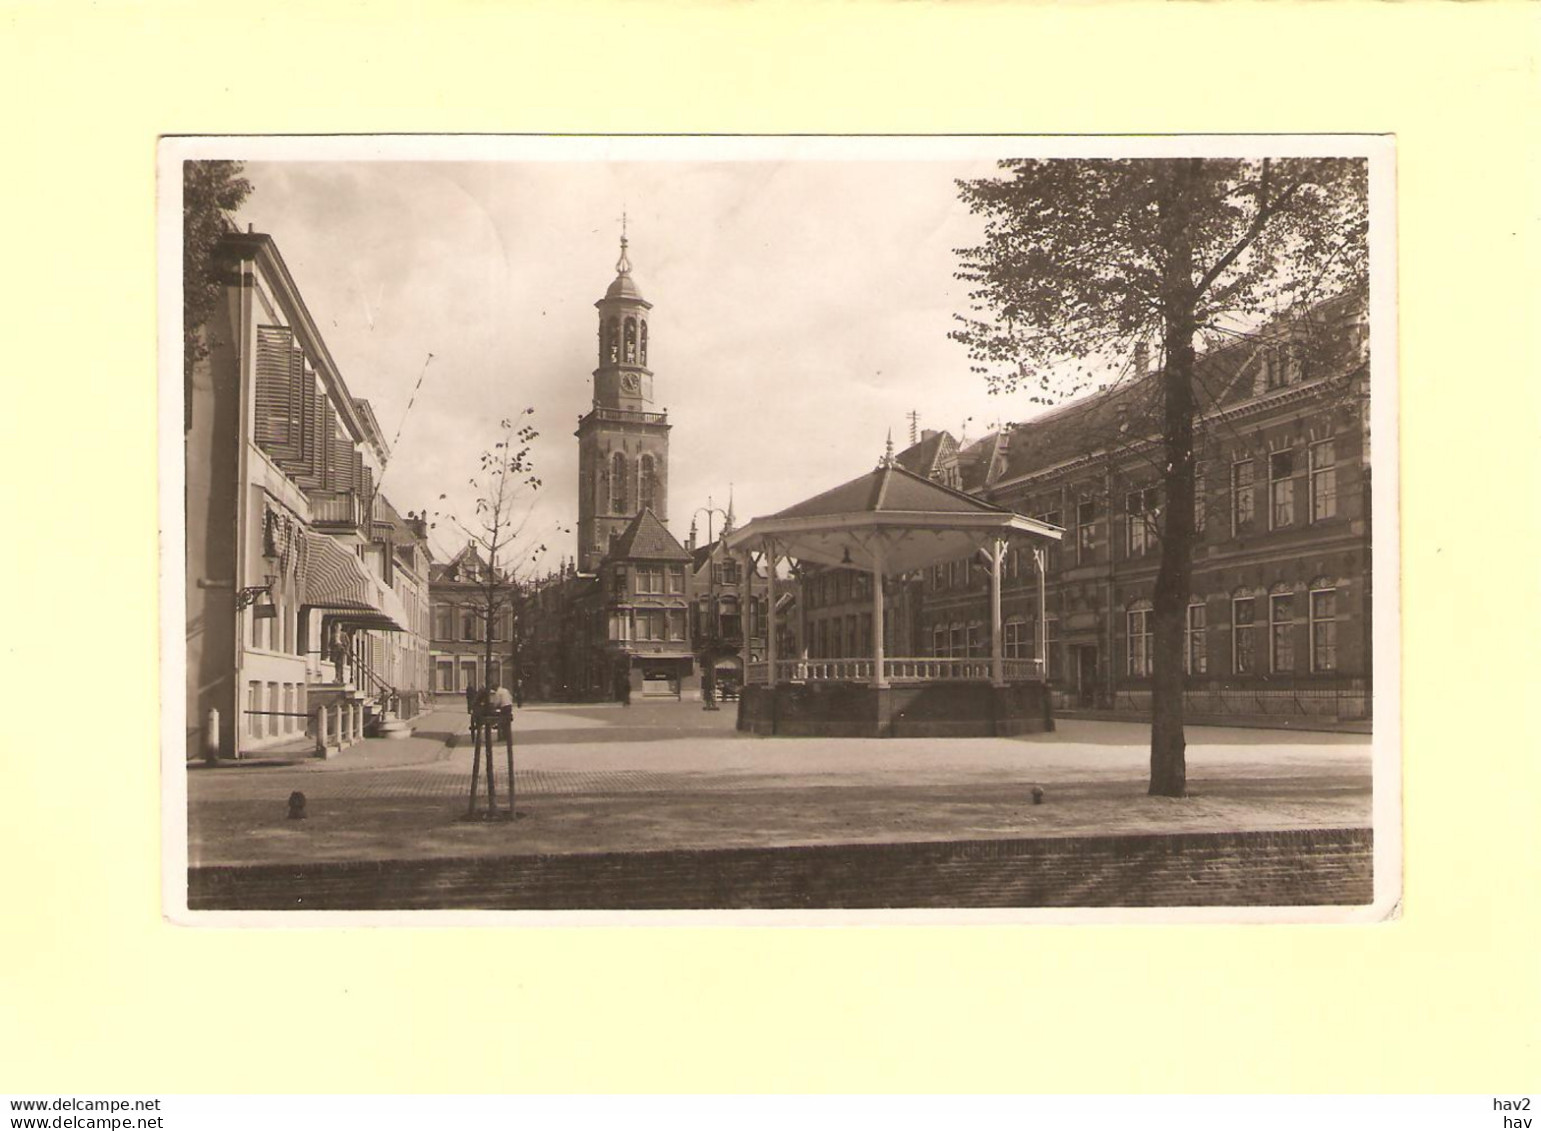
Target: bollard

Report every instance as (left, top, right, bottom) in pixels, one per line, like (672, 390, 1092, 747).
(204, 708, 221, 763)
(287, 791, 307, 819)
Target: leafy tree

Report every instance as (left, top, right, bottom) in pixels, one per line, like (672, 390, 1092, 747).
(183, 160, 252, 399)
(953, 157, 1368, 796)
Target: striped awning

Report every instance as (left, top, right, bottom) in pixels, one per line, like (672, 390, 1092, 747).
(302, 532, 408, 631)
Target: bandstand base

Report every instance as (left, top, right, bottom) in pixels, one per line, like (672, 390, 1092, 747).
(736, 681, 1054, 738)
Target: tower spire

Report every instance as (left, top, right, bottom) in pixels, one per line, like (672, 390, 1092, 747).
(616, 209, 631, 274)
(884, 429, 895, 466)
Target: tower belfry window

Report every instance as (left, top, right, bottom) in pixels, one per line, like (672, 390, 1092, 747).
(639, 454, 657, 513)
(624, 318, 637, 364)
(604, 318, 619, 365)
(611, 451, 629, 515)
(640, 320, 648, 366)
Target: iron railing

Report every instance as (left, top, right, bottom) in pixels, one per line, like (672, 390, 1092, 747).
(744, 656, 1046, 685)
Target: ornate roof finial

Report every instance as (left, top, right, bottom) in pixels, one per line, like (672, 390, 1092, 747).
(884, 429, 895, 467)
(616, 209, 631, 274)
(724, 483, 736, 534)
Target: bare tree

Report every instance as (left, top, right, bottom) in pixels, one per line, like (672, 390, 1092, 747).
(433, 409, 547, 693)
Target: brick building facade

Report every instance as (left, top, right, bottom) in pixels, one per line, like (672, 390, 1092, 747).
(895, 294, 1372, 723)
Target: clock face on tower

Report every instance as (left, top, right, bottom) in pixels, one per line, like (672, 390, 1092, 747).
(620, 372, 640, 394)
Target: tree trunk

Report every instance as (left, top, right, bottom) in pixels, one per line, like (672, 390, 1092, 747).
(1149, 162, 1200, 798)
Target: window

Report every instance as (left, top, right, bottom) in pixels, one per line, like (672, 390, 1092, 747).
(1310, 439, 1337, 522)
(624, 317, 638, 364)
(1045, 615, 1060, 679)
(967, 621, 985, 657)
(1231, 460, 1254, 534)
(1186, 602, 1208, 675)
(1126, 605, 1153, 677)
(639, 454, 658, 513)
(1193, 469, 1206, 533)
(1270, 450, 1295, 529)
(949, 622, 965, 659)
(1263, 344, 1303, 390)
(604, 317, 619, 364)
(610, 451, 629, 514)
(932, 624, 948, 657)
(860, 613, 873, 656)
(635, 610, 666, 641)
(666, 565, 685, 594)
(667, 609, 686, 642)
(1232, 597, 1256, 674)
(434, 605, 453, 641)
(1003, 618, 1031, 660)
(461, 609, 481, 641)
(1270, 591, 1295, 672)
(636, 566, 664, 594)
(640, 320, 648, 366)
(1076, 500, 1098, 565)
(267, 682, 280, 738)
(435, 659, 454, 692)
(1310, 587, 1337, 672)
(1126, 487, 1159, 557)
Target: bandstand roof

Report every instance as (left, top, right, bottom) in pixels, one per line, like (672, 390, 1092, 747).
(724, 461, 1062, 576)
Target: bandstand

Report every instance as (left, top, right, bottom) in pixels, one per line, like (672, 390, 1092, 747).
(724, 458, 1064, 738)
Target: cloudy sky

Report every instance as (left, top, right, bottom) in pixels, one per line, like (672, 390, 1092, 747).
(232, 154, 1041, 571)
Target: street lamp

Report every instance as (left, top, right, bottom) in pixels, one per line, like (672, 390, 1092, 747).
(693, 501, 729, 710)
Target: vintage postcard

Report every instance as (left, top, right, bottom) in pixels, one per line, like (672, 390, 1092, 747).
(161, 134, 1399, 924)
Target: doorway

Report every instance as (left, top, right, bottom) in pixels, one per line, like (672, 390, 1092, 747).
(1074, 645, 1098, 708)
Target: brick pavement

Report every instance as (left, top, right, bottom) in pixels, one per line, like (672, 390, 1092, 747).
(187, 702, 1375, 871)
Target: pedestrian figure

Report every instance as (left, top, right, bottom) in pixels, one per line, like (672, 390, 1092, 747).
(615, 667, 631, 707)
(464, 680, 478, 721)
(488, 679, 515, 742)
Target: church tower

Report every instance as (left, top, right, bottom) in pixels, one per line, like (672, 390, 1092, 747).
(575, 225, 671, 572)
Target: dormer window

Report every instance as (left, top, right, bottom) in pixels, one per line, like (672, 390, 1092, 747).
(1262, 344, 1305, 390)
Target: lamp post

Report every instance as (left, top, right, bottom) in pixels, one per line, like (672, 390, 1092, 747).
(693, 501, 729, 710)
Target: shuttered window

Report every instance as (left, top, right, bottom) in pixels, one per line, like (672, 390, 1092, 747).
(255, 326, 299, 459)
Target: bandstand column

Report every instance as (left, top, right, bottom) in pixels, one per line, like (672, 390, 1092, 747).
(1034, 546, 1048, 680)
(765, 541, 778, 686)
(989, 537, 1006, 687)
(739, 547, 754, 683)
(871, 540, 887, 689)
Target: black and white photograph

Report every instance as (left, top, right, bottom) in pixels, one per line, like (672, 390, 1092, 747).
(166, 136, 1397, 919)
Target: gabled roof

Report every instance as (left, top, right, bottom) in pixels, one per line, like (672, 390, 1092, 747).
(957, 431, 1006, 493)
(773, 460, 1008, 520)
(607, 508, 693, 562)
(894, 430, 952, 479)
(995, 292, 1367, 488)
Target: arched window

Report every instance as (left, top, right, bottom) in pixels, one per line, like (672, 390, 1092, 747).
(610, 451, 629, 514)
(624, 318, 637, 364)
(639, 454, 657, 513)
(604, 318, 619, 364)
(640, 320, 648, 366)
